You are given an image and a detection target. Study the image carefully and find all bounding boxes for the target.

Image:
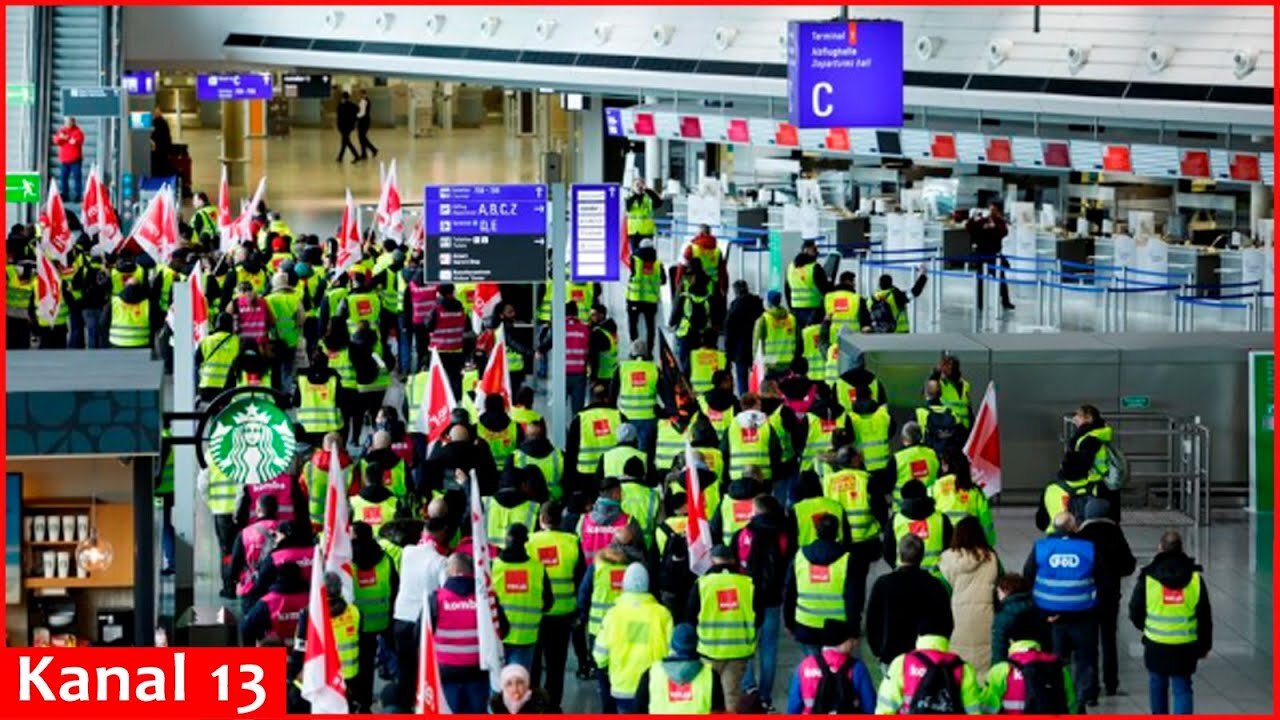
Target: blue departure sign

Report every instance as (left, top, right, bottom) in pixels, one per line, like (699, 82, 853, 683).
(423, 184, 549, 283)
(571, 184, 622, 282)
(787, 20, 904, 129)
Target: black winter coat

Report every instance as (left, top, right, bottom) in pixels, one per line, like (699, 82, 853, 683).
(1129, 550, 1213, 676)
(865, 565, 953, 665)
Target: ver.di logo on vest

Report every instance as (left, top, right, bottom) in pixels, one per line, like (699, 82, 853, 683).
(207, 395, 297, 486)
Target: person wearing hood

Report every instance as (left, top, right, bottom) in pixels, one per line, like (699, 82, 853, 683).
(991, 572, 1051, 665)
(865, 267, 927, 334)
(431, 552, 512, 714)
(783, 513, 861, 653)
(247, 520, 315, 603)
(1037, 449, 1102, 533)
(753, 289, 798, 376)
(625, 238, 663, 360)
(494, 523, 556, 673)
(789, 469, 846, 549)
(731, 495, 790, 710)
(725, 280, 765, 394)
(105, 277, 159, 349)
(778, 357, 819, 415)
(527, 501, 585, 707)
(477, 393, 523, 471)
(350, 521, 397, 711)
(696, 369, 739, 443)
(865, 534, 954, 669)
(884, 479, 954, 577)
(419, 423, 500, 499)
(718, 467, 766, 541)
(916, 378, 964, 456)
(196, 312, 242, 401)
(350, 458, 401, 535)
(670, 266, 713, 372)
(723, 393, 780, 489)
(360, 429, 409, 499)
(929, 352, 973, 429)
(1078, 497, 1135, 698)
(834, 344, 887, 414)
(487, 467, 542, 550)
(488, 663, 561, 714)
(618, 456, 662, 548)
(685, 544, 761, 710)
(594, 563, 674, 713)
(303, 432, 358, 531)
(576, 477, 636, 567)
(874, 614, 983, 715)
(1129, 530, 1212, 715)
(635, 622, 726, 713)
(785, 620, 877, 714)
(1068, 404, 1121, 515)
(239, 560, 309, 646)
(785, 239, 832, 329)
(292, 351, 347, 446)
(511, 419, 564, 503)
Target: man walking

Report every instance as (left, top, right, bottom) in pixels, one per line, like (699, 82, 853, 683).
(1130, 531, 1212, 715)
(356, 89, 378, 161)
(53, 116, 85, 202)
(335, 92, 359, 163)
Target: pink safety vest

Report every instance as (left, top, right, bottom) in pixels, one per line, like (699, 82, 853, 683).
(452, 535, 498, 561)
(434, 586, 481, 667)
(262, 589, 308, 641)
(901, 650, 965, 713)
(1002, 649, 1060, 714)
(431, 308, 466, 352)
(782, 386, 817, 415)
(565, 318, 588, 375)
(269, 545, 314, 585)
(734, 525, 789, 571)
(245, 475, 296, 523)
(798, 649, 859, 713)
(236, 295, 269, 344)
(409, 282, 438, 326)
(236, 518, 280, 596)
(391, 437, 414, 466)
(579, 512, 630, 566)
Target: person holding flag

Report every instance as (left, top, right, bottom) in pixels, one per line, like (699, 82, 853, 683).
(963, 380, 1001, 498)
(374, 158, 404, 243)
(33, 249, 69, 349)
(429, 527, 510, 712)
(299, 566, 360, 714)
(81, 164, 123, 255)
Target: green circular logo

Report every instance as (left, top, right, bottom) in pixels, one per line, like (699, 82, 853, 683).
(207, 395, 296, 486)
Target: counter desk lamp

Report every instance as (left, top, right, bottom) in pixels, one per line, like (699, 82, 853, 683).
(75, 493, 114, 573)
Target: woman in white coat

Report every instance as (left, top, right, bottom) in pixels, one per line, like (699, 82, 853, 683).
(939, 514, 1000, 677)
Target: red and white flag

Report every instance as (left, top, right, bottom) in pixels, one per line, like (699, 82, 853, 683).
(409, 215, 426, 254)
(130, 186, 179, 263)
(322, 443, 355, 601)
(375, 158, 404, 242)
(470, 282, 502, 334)
(34, 251, 62, 326)
(419, 348, 457, 443)
(216, 165, 235, 252)
(469, 471, 505, 688)
(299, 545, 347, 714)
(190, 272, 210, 343)
(230, 176, 266, 246)
(963, 381, 1002, 497)
(414, 593, 450, 714)
(475, 325, 513, 411)
(684, 441, 713, 576)
(82, 165, 124, 253)
(747, 340, 767, 395)
(334, 188, 363, 276)
(38, 179, 73, 262)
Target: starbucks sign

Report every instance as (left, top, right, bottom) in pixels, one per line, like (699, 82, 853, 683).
(206, 395, 296, 486)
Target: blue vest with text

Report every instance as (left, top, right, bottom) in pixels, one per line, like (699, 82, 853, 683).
(1032, 535, 1097, 613)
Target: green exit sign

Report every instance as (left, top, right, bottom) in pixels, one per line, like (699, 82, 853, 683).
(6, 83, 34, 106)
(1121, 395, 1151, 409)
(6, 172, 40, 203)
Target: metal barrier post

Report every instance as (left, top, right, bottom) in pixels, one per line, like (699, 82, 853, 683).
(1035, 269, 1045, 327)
(1055, 264, 1064, 329)
(1119, 267, 1129, 332)
(1103, 289, 1112, 332)
(1188, 299, 1197, 331)
(971, 271, 982, 333)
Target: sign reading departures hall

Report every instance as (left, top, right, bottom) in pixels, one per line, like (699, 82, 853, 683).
(787, 19, 904, 129)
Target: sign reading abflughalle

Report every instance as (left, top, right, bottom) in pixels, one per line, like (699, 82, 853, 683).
(787, 20, 904, 129)
(206, 395, 296, 486)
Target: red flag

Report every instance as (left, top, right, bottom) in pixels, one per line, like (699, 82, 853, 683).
(420, 349, 457, 444)
(38, 179, 72, 262)
(375, 158, 404, 242)
(685, 441, 713, 576)
(34, 251, 62, 326)
(130, 186, 176, 263)
(469, 472, 506, 686)
(217, 165, 234, 252)
(191, 273, 209, 343)
(299, 545, 347, 713)
(82, 165, 122, 253)
(475, 326, 513, 411)
(230, 176, 266, 247)
(620, 214, 633, 269)
(414, 597, 450, 714)
(323, 443, 355, 601)
(470, 282, 502, 333)
(335, 188, 363, 276)
(963, 381, 1001, 497)
(409, 215, 426, 254)
(747, 340, 767, 395)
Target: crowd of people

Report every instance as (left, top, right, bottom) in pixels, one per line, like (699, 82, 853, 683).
(10, 183, 1214, 715)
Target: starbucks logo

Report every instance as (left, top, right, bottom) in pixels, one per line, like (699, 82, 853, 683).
(207, 396, 296, 486)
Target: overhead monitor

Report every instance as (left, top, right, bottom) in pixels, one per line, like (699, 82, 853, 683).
(281, 73, 332, 99)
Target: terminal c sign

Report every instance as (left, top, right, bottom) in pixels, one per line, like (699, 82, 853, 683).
(787, 19, 904, 129)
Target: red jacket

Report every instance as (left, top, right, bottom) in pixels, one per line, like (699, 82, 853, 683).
(53, 126, 85, 164)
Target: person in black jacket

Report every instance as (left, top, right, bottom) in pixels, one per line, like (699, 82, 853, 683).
(335, 92, 360, 163)
(865, 533, 954, 669)
(965, 201, 1014, 311)
(1077, 497, 1136, 697)
(730, 494, 790, 711)
(783, 514, 862, 653)
(724, 280, 764, 394)
(1129, 530, 1212, 715)
(865, 269, 928, 333)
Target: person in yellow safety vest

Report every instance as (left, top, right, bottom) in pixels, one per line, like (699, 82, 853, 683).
(783, 514, 860, 653)
(625, 238, 663, 358)
(588, 304, 620, 387)
(696, 369, 738, 445)
(1036, 450, 1101, 535)
(635, 622, 726, 713)
(785, 239, 832, 329)
(341, 274, 383, 345)
(534, 276, 596, 324)
(578, 540, 631, 681)
(864, 267, 928, 334)
(312, 572, 361, 687)
(233, 250, 270, 297)
(654, 413, 694, 475)
(688, 329, 727, 396)
(294, 354, 345, 443)
(105, 278, 155, 349)
(874, 627, 984, 714)
(799, 325, 826, 383)
(820, 271, 864, 346)
(5, 260, 36, 350)
(527, 502, 586, 707)
(349, 521, 396, 711)
(930, 453, 996, 547)
(568, 384, 622, 482)
(725, 394, 778, 484)
(476, 394, 523, 471)
(886, 480, 953, 579)
(593, 563, 674, 713)
(152, 258, 185, 315)
(109, 256, 148, 296)
(685, 545, 758, 711)
(304, 433, 356, 532)
(717, 466, 764, 540)
(1128, 530, 1212, 716)
(618, 456, 661, 549)
(265, 273, 304, 381)
(980, 628, 1078, 714)
(799, 393, 849, 473)
(613, 339, 660, 457)
(753, 290, 797, 375)
(625, 177, 662, 252)
(256, 212, 293, 251)
(492, 523, 554, 671)
(33, 258, 71, 349)
(510, 386, 543, 436)
(833, 345, 887, 414)
(893, 422, 940, 511)
(359, 430, 409, 499)
(849, 395, 894, 483)
(349, 460, 401, 536)
(266, 237, 292, 274)
(821, 447, 885, 549)
(1067, 404, 1120, 511)
(928, 352, 973, 429)
(671, 270, 713, 372)
(599, 423, 649, 486)
(688, 426, 725, 516)
(512, 419, 566, 503)
(319, 272, 351, 340)
(195, 313, 241, 399)
(486, 468, 541, 551)
(790, 470, 847, 547)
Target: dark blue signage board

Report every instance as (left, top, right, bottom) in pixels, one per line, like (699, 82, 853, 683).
(604, 108, 625, 137)
(423, 184, 549, 283)
(196, 73, 274, 101)
(571, 184, 621, 282)
(787, 20, 904, 129)
(122, 70, 156, 95)
(61, 87, 124, 117)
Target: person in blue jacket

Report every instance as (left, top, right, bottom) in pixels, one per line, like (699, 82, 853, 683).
(785, 621, 877, 714)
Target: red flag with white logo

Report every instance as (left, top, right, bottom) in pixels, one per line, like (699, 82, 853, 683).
(34, 251, 62, 326)
(230, 176, 266, 247)
(323, 443, 355, 601)
(420, 348, 457, 444)
(82, 165, 123, 254)
(469, 472, 506, 687)
(335, 188, 363, 276)
(191, 272, 209, 343)
(414, 594, 450, 714)
(470, 282, 502, 334)
(38, 179, 72, 262)
(299, 545, 347, 714)
(409, 215, 426, 254)
(375, 158, 404, 242)
(685, 441, 713, 576)
(475, 325, 513, 411)
(963, 381, 1001, 497)
(217, 165, 235, 252)
(130, 186, 177, 263)
(748, 340, 767, 395)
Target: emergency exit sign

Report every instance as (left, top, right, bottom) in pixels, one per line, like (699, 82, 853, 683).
(6, 172, 40, 203)
(1120, 395, 1151, 409)
(6, 83, 34, 106)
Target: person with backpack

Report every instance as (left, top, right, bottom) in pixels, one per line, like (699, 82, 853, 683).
(917, 379, 966, 459)
(1024, 512, 1104, 711)
(1067, 404, 1123, 521)
(893, 422, 939, 509)
(732, 495, 790, 711)
(863, 267, 927, 334)
(785, 621, 877, 714)
(1036, 450, 1100, 534)
(1076, 497, 1135, 698)
(991, 573, 1052, 666)
(874, 615, 983, 714)
(981, 615, 1077, 714)
(634, 623, 725, 713)
(655, 491, 696, 624)
(930, 453, 996, 548)
(783, 514, 860, 654)
(929, 352, 973, 429)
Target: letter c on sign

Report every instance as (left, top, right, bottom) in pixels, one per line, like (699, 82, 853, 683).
(812, 82, 834, 118)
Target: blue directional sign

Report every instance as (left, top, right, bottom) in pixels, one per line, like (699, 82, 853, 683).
(424, 184, 549, 283)
(571, 184, 622, 282)
(787, 20, 903, 129)
(195, 73, 273, 102)
(61, 87, 124, 117)
(604, 108, 625, 137)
